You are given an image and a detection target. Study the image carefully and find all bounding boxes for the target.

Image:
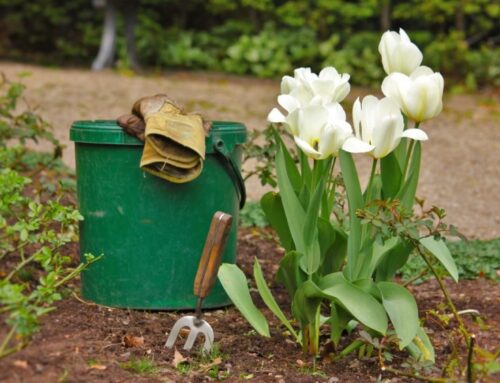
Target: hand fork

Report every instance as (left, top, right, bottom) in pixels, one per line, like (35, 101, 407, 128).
(165, 211, 232, 353)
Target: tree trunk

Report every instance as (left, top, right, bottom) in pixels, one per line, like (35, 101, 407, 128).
(380, 0, 391, 31)
(92, 0, 117, 70)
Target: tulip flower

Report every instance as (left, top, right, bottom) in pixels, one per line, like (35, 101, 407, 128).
(379, 28, 423, 75)
(292, 104, 354, 159)
(280, 67, 351, 106)
(381, 66, 444, 122)
(343, 96, 428, 159)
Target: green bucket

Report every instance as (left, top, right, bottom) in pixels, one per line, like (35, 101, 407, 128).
(70, 120, 246, 309)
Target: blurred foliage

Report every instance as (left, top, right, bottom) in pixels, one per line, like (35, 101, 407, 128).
(0, 0, 498, 87)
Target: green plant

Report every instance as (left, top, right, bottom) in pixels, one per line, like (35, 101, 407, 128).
(120, 358, 158, 375)
(218, 31, 473, 372)
(0, 74, 97, 359)
(239, 201, 269, 228)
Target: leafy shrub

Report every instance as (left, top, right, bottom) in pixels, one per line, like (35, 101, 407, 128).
(320, 32, 384, 88)
(223, 24, 318, 78)
(0, 74, 96, 358)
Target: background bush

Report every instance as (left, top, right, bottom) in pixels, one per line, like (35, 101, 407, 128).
(0, 0, 498, 87)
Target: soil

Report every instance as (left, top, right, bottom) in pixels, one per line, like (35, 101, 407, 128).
(0, 62, 499, 240)
(1, 228, 499, 383)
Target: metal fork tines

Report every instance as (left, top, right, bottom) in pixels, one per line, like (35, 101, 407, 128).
(165, 316, 214, 353)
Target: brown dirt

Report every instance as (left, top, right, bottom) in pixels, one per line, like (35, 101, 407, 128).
(1, 62, 499, 240)
(1, 228, 499, 383)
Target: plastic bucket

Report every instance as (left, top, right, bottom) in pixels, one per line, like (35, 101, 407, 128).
(70, 120, 246, 309)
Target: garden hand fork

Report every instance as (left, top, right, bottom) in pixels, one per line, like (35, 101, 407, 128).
(165, 211, 232, 353)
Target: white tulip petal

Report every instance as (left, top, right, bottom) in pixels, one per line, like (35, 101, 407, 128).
(371, 98, 404, 158)
(294, 136, 322, 159)
(319, 66, 339, 80)
(352, 98, 362, 138)
(281, 75, 298, 94)
(300, 105, 329, 142)
(277, 94, 300, 113)
(361, 95, 379, 142)
(399, 28, 410, 42)
(267, 108, 286, 123)
(402, 128, 428, 141)
(410, 66, 434, 78)
(342, 137, 374, 154)
(327, 102, 347, 121)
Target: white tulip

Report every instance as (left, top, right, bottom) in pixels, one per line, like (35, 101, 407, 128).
(343, 96, 428, 159)
(381, 66, 444, 122)
(292, 104, 354, 159)
(379, 28, 423, 75)
(280, 66, 351, 106)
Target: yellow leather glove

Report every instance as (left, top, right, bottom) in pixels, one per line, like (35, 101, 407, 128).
(118, 94, 207, 183)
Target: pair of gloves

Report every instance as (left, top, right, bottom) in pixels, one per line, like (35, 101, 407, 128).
(117, 94, 210, 183)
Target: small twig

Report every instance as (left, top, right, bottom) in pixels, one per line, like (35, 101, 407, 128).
(381, 366, 449, 383)
(466, 334, 476, 383)
(71, 292, 97, 306)
(403, 267, 430, 286)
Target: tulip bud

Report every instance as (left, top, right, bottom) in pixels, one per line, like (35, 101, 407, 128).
(379, 28, 423, 75)
(381, 66, 444, 122)
(343, 95, 428, 159)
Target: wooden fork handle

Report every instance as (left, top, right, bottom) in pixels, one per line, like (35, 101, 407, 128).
(193, 211, 233, 299)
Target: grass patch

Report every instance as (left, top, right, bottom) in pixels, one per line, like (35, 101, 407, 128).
(401, 238, 500, 283)
(120, 358, 158, 375)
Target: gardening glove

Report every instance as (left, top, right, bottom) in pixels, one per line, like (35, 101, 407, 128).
(117, 94, 209, 183)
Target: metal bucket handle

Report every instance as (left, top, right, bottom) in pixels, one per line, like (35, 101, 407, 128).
(213, 138, 246, 209)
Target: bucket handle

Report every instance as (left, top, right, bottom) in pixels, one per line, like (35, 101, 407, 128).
(213, 138, 246, 209)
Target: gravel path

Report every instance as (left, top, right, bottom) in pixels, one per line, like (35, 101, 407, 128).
(1, 62, 499, 239)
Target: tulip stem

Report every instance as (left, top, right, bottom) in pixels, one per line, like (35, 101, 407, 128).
(364, 159, 378, 203)
(402, 140, 415, 181)
(402, 122, 420, 181)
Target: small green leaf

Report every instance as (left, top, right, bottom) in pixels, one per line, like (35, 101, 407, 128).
(253, 258, 299, 340)
(420, 237, 459, 282)
(406, 326, 435, 362)
(218, 263, 270, 337)
(377, 282, 419, 348)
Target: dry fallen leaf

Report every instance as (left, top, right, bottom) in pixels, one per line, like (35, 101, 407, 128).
(172, 349, 188, 368)
(122, 334, 144, 348)
(296, 359, 305, 367)
(12, 360, 28, 369)
(89, 364, 107, 370)
(199, 357, 222, 371)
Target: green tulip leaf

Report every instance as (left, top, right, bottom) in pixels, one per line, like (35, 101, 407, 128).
(253, 258, 299, 340)
(276, 251, 306, 298)
(397, 142, 421, 210)
(218, 263, 270, 337)
(261, 192, 294, 251)
(276, 147, 306, 254)
(301, 177, 325, 274)
(339, 150, 364, 280)
(380, 152, 403, 198)
(377, 282, 419, 348)
(319, 273, 388, 335)
(420, 237, 459, 282)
